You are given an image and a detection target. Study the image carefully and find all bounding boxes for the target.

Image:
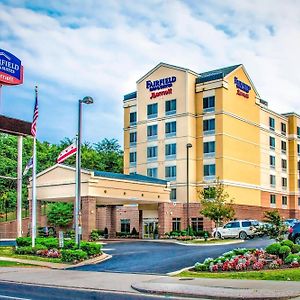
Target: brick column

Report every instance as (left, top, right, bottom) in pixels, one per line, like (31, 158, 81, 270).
(107, 205, 117, 238)
(158, 203, 170, 236)
(138, 210, 143, 239)
(81, 196, 96, 241)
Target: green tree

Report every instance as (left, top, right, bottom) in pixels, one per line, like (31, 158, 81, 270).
(199, 178, 235, 237)
(47, 202, 74, 228)
(258, 210, 288, 242)
(94, 138, 123, 173)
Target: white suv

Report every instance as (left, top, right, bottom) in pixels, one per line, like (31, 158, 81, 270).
(212, 220, 260, 240)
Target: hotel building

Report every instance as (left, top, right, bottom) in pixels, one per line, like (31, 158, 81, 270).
(123, 62, 300, 236)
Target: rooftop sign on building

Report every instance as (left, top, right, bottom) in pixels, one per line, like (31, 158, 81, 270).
(0, 49, 24, 85)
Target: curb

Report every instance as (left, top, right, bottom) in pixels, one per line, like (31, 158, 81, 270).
(173, 239, 245, 246)
(131, 281, 300, 300)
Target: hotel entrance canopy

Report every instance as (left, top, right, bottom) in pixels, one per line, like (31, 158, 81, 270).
(28, 164, 170, 205)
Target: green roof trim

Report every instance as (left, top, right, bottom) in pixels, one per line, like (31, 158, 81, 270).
(124, 91, 137, 101)
(93, 170, 168, 185)
(196, 64, 242, 84)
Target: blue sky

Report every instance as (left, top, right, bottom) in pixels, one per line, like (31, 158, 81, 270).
(1, 0, 300, 146)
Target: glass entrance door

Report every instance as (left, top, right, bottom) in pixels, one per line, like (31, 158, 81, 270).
(143, 218, 158, 239)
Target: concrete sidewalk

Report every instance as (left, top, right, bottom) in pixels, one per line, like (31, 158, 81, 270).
(0, 267, 299, 299)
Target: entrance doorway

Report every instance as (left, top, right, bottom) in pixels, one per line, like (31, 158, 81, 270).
(143, 218, 158, 239)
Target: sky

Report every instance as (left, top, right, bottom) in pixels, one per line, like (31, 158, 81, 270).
(1, 0, 300, 147)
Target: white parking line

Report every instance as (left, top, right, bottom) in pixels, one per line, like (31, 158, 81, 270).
(102, 248, 115, 251)
(0, 295, 31, 300)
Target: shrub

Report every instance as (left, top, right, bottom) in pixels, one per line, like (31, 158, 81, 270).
(278, 245, 291, 259)
(65, 230, 75, 239)
(16, 237, 32, 247)
(284, 254, 300, 264)
(90, 229, 104, 241)
(80, 242, 102, 256)
(233, 248, 249, 256)
(265, 243, 281, 255)
(36, 237, 59, 249)
(131, 227, 138, 236)
(280, 240, 294, 248)
(63, 239, 76, 249)
(194, 263, 208, 271)
(15, 244, 47, 255)
(291, 244, 300, 254)
(61, 249, 88, 263)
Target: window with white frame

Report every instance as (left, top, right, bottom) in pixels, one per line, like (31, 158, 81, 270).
(282, 196, 287, 206)
(270, 137, 275, 149)
(203, 141, 215, 157)
(165, 166, 176, 179)
(270, 194, 276, 204)
(270, 155, 275, 168)
(165, 121, 176, 137)
(147, 103, 158, 119)
(204, 164, 216, 177)
(281, 123, 286, 135)
(172, 218, 181, 231)
(170, 188, 176, 201)
(203, 119, 215, 135)
(269, 117, 275, 131)
(147, 167, 158, 178)
(203, 96, 215, 112)
(270, 175, 276, 187)
(147, 146, 158, 160)
(165, 99, 176, 115)
(282, 159, 287, 171)
(130, 112, 137, 125)
(147, 124, 158, 140)
(282, 177, 287, 189)
(165, 143, 176, 158)
(281, 140, 286, 153)
(129, 152, 136, 164)
(130, 132, 137, 145)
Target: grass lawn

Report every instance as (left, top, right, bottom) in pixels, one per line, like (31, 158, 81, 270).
(177, 268, 300, 281)
(0, 261, 32, 267)
(0, 247, 63, 263)
(182, 238, 239, 244)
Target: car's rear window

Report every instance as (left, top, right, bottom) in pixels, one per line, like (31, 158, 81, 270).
(242, 221, 251, 227)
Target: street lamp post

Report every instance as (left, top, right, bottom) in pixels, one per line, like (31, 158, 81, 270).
(186, 143, 192, 231)
(75, 96, 94, 247)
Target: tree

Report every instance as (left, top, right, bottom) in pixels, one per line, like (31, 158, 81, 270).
(47, 202, 74, 228)
(258, 210, 288, 242)
(199, 178, 235, 237)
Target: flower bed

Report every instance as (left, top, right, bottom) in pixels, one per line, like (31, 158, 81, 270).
(15, 237, 102, 263)
(194, 240, 300, 273)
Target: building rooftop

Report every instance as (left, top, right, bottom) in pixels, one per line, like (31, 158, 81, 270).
(93, 170, 168, 185)
(124, 91, 137, 101)
(196, 64, 242, 84)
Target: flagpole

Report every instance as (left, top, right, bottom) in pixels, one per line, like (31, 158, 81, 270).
(31, 137, 37, 247)
(31, 86, 38, 248)
(17, 135, 23, 237)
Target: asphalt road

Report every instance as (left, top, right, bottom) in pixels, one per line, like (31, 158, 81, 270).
(71, 238, 272, 274)
(0, 282, 187, 300)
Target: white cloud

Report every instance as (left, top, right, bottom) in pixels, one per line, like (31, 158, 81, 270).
(1, 0, 300, 145)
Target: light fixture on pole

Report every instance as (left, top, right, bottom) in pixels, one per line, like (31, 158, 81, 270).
(75, 96, 94, 247)
(186, 143, 192, 231)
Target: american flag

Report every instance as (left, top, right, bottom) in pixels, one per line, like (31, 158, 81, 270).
(57, 142, 77, 164)
(31, 86, 39, 137)
(23, 156, 33, 176)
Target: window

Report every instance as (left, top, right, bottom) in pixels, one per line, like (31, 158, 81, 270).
(270, 155, 275, 168)
(224, 222, 240, 229)
(281, 140, 286, 153)
(165, 99, 176, 115)
(165, 121, 176, 137)
(269, 117, 275, 131)
(282, 177, 287, 189)
(269, 137, 275, 149)
(282, 159, 287, 171)
(297, 127, 300, 138)
(130, 132, 137, 145)
(203, 119, 215, 135)
(298, 144, 300, 156)
(165, 166, 176, 179)
(203, 141, 215, 157)
(282, 196, 288, 206)
(203, 96, 215, 112)
(204, 164, 216, 177)
(270, 175, 276, 187)
(298, 197, 300, 206)
(147, 103, 158, 119)
(170, 188, 176, 201)
(120, 219, 130, 233)
(165, 143, 176, 158)
(281, 123, 286, 135)
(129, 172, 136, 175)
(191, 218, 204, 232)
(147, 124, 158, 140)
(242, 221, 252, 227)
(147, 146, 157, 160)
(270, 194, 276, 204)
(172, 218, 181, 231)
(129, 152, 136, 164)
(147, 167, 157, 178)
(130, 112, 137, 125)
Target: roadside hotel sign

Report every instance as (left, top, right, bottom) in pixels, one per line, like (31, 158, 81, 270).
(146, 76, 176, 99)
(0, 49, 24, 85)
(234, 76, 251, 99)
